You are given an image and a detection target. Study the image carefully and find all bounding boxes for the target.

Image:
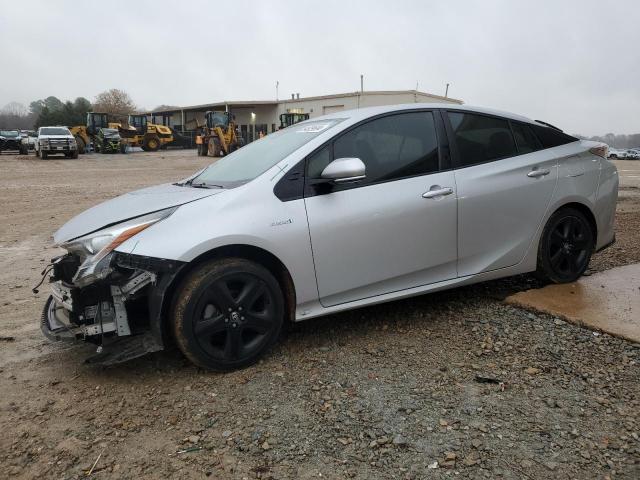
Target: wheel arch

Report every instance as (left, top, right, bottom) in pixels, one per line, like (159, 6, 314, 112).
(551, 201, 598, 244)
(156, 244, 296, 345)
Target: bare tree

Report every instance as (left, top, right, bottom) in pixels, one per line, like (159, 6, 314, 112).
(0, 101, 35, 129)
(1, 101, 29, 117)
(92, 89, 136, 116)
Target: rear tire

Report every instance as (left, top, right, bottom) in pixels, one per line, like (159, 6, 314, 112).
(536, 207, 595, 283)
(172, 258, 285, 371)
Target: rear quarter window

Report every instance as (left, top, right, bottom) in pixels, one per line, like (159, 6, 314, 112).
(511, 122, 541, 154)
(531, 125, 578, 149)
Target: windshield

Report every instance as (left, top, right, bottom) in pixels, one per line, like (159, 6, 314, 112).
(190, 119, 342, 187)
(40, 127, 70, 135)
(0, 130, 19, 137)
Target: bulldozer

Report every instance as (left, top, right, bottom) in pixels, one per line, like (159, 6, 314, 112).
(279, 112, 309, 129)
(196, 111, 244, 157)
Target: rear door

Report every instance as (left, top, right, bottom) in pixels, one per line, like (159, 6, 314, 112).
(445, 111, 558, 276)
(304, 111, 458, 307)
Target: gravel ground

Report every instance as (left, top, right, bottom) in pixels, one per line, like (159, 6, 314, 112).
(0, 151, 638, 479)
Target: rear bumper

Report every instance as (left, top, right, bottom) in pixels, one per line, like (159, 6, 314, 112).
(596, 234, 616, 253)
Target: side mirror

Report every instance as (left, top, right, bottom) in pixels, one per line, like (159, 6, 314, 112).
(316, 157, 366, 184)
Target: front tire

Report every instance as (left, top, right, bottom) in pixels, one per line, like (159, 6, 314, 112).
(144, 135, 160, 151)
(41, 150, 48, 159)
(172, 258, 285, 371)
(537, 207, 594, 283)
(197, 143, 207, 156)
(75, 136, 86, 154)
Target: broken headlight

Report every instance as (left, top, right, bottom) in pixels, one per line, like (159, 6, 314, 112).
(61, 207, 177, 287)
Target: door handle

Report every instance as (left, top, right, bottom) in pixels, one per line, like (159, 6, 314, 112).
(527, 168, 550, 178)
(422, 187, 453, 199)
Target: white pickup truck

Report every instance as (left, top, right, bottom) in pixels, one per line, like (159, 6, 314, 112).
(35, 126, 78, 159)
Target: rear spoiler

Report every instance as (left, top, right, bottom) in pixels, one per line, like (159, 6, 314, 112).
(534, 120, 563, 132)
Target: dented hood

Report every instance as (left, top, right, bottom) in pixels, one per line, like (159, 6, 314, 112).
(54, 183, 223, 244)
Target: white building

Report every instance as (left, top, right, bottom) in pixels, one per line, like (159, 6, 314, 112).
(149, 90, 463, 144)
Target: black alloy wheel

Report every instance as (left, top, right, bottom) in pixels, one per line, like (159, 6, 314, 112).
(537, 207, 594, 283)
(173, 258, 284, 371)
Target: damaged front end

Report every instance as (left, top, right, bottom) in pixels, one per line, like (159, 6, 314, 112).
(40, 208, 184, 365)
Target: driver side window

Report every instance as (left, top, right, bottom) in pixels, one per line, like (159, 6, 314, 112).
(306, 111, 439, 188)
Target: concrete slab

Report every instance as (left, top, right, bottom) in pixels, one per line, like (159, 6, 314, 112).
(506, 264, 640, 343)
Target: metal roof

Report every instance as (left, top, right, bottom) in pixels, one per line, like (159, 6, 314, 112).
(146, 90, 463, 115)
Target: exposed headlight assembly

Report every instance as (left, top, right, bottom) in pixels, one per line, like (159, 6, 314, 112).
(62, 207, 176, 287)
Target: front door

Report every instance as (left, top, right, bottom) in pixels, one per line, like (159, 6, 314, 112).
(304, 111, 458, 307)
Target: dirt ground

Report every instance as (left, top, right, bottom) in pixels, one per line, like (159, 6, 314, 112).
(0, 151, 638, 479)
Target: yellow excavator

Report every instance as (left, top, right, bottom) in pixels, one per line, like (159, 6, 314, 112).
(196, 111, 244, 157)
(69, 113, 173, 153)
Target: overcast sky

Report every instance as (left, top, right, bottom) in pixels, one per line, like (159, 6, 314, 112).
(1, 0, 638, 136)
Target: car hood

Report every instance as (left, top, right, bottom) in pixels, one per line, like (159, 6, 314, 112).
(54, 183, 224, 244)
(40, 135, 73, 139)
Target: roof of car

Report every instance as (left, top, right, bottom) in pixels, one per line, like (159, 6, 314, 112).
(314, 103, 538, 126)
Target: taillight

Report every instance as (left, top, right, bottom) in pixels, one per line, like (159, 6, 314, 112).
(589, 145, 608, 158)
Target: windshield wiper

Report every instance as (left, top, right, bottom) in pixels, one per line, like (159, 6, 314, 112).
(189, 181, 224, 189)
(173, 178, 224, 189)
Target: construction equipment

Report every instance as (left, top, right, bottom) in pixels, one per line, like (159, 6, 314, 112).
(69, 112, 112, 153)
(196, 111, 244, 157)
(94, 128, 125, 154)
(121, 114, 173, 151)
(69, 113, 173, 153)
(150, 112, 192, 148)
(279, 112, 309, 129)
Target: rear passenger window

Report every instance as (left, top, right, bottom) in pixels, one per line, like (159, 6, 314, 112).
(511, 122, 541, 154)
(448, 112, 517, 167)
(531, 125, 578, 149)
(309, 111, 439, 185)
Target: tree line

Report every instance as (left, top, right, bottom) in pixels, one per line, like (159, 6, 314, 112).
(574, 133, 640, 150)
(0, 89, 137, 130)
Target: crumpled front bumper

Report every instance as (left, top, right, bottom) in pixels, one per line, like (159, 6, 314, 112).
(40, 253, 185, 365)
(41, 291, 78, 341)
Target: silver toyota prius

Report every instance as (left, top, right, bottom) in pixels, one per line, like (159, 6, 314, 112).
(41, 104, 618, 370)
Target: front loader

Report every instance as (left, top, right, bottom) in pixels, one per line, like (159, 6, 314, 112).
(196, 111, 244, 157)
